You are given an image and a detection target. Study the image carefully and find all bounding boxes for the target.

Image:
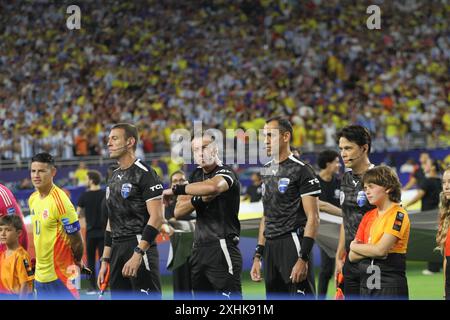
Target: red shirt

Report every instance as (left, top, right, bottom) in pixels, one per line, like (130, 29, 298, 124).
(0, 184, 28, 252)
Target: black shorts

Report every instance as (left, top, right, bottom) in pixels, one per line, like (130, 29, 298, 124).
(359, 254, 409, 300)
(264, 232, 315, 299)
(110, 236, 161, 299)
(189, 239, 242, 299)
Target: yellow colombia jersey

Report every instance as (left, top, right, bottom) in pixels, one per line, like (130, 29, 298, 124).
(29, 185, 79, 288)
(367, 204, 410, 254)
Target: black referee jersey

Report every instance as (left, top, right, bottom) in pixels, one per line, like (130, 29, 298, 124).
(261, 154, 321, 297)
(106, 159, 163, 239)
(340, 165, 376, 298)
(189, 163, 240, 244)
(262, 154, 321, 239)
(340, 166, 376, 252)
(105, 159, 164, 298)
(188, 162, 242, 298)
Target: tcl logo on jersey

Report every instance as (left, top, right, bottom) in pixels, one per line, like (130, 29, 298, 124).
(308, 178, 320, 185)
(217, 169, 231, 174)
(149, 184, 163, 192)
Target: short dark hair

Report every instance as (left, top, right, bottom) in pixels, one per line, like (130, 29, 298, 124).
(87, 170, 102, 185)
(266, 116, 293, 142)
(31, 152, 55, 167)
(0, 215, 23, 231)
(336, 125, 372, 154)
(362, 165, 402, 203)
(111, 123, 139, 150)
(317, 150, 340, 170)
(170, 170, 186, 182)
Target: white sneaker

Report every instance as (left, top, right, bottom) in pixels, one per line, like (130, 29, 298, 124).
(422, 269, 435, 276)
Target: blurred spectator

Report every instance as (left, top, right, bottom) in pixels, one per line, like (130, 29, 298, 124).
(74, 130, 89, 157)
(72, 161, 89, 186)
(18, 178, 33, 190)
(403, 152, 431, 191)
(243, 172, 263, 203)
(151, 159, 164, 180)
(404, 158, 443, 275)
(400, 158, 417, 175)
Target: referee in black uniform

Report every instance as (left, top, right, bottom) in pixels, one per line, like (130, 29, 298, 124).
(164, 131, 242, 299)
(250, 117, 321, 299)
(335, 125, 375, 299)
(97, 123, 164, 299)
(316, 150, 342, 299)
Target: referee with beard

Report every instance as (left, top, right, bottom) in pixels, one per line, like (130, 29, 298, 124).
(97, 123, 164, 299)
(250, 117, 321, 299)
(164, 130, 242, 299)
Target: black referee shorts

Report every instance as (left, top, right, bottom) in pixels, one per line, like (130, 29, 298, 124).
(343, 258, 361, 299)
(189, 239, 242, 300)
(110, 236, 161, 299)
(264, 232, 315, 299)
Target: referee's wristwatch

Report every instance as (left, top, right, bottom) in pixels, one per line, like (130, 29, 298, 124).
(134, 246, 146, 256)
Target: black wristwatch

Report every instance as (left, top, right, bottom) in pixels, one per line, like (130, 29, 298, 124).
(134, 246, 146, 256)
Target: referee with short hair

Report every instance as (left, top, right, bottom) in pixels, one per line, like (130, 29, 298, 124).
(164, 130, 242, 299)
(97, 123, 164, 299)
(335, 125, 375, 299)
(250, 117, 321, 299)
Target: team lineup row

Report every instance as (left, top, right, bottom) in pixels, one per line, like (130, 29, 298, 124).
(1, 119, 449, 300)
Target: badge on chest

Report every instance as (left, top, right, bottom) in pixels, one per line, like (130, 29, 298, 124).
(278, 178, 290, 194)
(121, 183, 133, 199)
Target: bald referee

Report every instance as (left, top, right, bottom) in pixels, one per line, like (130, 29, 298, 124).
(165, 130, 242, 299)
(250, 117, 320, 299)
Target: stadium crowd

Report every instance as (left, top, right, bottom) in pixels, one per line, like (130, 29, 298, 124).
(0, 0, 449, 162)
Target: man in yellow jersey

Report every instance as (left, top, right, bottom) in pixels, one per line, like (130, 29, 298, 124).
(29, 153, 84, 299)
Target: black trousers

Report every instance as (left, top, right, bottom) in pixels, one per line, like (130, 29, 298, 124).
(86, 235, 104, 290)
(110, 236, 161, 299)
(189, 240, 242, 299)
(264, 233, 315, 299)
(317, 247, 335, 299)
(427, 261, 441, 272)
(342, 257, 361, 299)
(173, 262, 193, 299)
